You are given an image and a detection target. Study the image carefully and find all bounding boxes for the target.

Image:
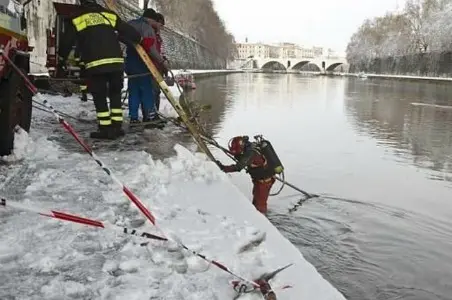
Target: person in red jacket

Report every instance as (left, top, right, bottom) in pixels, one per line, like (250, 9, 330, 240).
(217, 136, 276, 215)
(125, 8, 168, 128)
(149, 12, 168, 121)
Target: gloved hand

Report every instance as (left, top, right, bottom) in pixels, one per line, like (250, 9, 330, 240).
(161, 59, 170, 73)
(164, 75, 174, 87)
(216, 160, 225, 171)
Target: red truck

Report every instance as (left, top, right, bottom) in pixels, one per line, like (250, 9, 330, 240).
(0, 0, 33, 157)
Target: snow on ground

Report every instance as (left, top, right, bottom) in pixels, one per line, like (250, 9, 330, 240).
(0, 127, 30, 164)
(0, 83, 346, 299)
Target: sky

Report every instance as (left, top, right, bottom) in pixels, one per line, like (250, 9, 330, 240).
(212, 0, 406, 55)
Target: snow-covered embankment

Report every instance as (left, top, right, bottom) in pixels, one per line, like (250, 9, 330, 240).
(345, 72, 452, 83)
(0, 85, 346, 299)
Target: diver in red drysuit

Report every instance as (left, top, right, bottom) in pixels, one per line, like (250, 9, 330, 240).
(217, 136, 276, 215)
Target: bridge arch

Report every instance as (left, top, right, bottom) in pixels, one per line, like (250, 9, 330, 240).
(295, 61, 322, 72)
(261, 61, 287, 70)
(326, 62, 344, 71)
(291, 60, 311, 70)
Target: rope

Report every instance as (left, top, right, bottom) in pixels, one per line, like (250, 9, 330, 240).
(30, 60, 313, 201)
(169, 69, 185, 96)
(155, 113, 286, 197)
(32, 100, 94, 124)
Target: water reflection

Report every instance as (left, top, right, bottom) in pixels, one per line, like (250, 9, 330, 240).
(189, 75, 232, 136)
(344, 78, 452, 182)
(216, 73, 346, 118)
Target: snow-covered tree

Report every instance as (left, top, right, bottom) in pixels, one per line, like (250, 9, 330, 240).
(422, 2, 452, 51)
(346, 0, 452, 66)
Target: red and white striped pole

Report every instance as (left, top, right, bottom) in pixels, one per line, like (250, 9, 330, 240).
(0, 197, 166, 241)
(0, 196, 259, 287)
(2, 54, 157, 226)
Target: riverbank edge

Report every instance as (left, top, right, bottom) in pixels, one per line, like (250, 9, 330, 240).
(342, 72, 452, 83)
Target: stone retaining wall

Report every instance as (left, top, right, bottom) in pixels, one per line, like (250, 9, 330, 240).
(349, 52, 452, 77)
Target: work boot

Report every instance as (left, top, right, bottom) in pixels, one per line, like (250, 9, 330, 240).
(144, 120, 165, 130)
(143, 116, 165, 129)
(80, 92, 87, 102)
(152, 114, 167, 124)
(143, 113, 165, 129)
(142, 115, 159, 123)
(90, 125, 116, 140)
(112, 121, 125, 137)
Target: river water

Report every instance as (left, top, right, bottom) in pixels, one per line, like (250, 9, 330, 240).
(195, 73, 452, 300)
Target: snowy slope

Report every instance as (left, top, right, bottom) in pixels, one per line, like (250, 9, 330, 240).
(0, 87, 346, 299)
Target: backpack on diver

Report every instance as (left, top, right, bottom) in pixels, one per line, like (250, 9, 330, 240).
(253, 135, 284, 175)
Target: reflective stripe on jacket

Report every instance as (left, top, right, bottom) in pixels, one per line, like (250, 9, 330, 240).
(58, 3, 141, 75)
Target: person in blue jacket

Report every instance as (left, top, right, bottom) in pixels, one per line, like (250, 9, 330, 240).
(125, 8, 168, 128)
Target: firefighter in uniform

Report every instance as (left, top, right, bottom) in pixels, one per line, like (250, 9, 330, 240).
(217, 136, 276, 215)
(58, 0, 142, 139)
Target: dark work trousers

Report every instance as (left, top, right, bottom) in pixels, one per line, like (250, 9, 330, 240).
(88, 71, 124, 128)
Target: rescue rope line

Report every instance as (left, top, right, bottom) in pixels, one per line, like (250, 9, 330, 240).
(157, 112, 317, 199)
(30, 77, 316, 202)
(32, 100, 94, 123)
(169, 69, 185, 96)
(204, 139, 317, 198)
(0, 193, 260, 287)
(3, 54, 157, 225)
(3, 53, 261, 290)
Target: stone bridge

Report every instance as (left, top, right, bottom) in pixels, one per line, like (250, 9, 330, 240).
(254, 57, 347, 71)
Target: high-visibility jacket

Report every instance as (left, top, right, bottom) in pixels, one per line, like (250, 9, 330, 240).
(58, 2, 142, 75)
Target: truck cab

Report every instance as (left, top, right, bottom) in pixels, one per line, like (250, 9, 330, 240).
(0, 0, 33, 157)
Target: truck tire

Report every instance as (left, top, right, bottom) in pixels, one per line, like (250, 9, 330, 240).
(0, 68, 33, 157)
